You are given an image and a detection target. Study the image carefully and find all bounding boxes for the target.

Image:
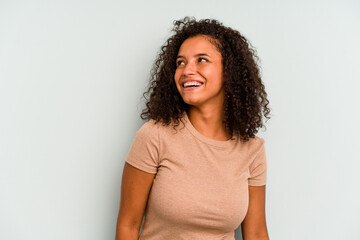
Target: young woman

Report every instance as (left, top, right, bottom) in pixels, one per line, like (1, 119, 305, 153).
(116, 17, 271, 240)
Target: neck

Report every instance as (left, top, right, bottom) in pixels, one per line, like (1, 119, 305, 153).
(187, 106, 230, 141)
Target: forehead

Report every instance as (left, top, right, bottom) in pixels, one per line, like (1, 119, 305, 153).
(177, 35, 221, 56)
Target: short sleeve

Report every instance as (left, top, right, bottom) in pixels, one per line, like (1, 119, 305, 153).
(248, 139, 267, 186)
(125, 121, 160, 174)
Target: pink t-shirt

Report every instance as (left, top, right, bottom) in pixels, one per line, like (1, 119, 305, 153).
(126, 113, 267, 239)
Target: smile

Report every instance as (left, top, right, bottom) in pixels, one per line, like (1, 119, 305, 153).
(183, 81, 204, 88)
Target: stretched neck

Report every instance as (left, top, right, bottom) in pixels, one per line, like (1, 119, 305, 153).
(187, 106, 230, 141)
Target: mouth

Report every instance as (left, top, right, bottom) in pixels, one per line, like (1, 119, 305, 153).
(182, 80, 204, 88)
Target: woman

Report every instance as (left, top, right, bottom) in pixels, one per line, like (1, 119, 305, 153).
(116, 17, 271, 240)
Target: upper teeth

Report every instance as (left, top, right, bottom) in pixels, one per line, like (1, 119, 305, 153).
(183, 81, 203, 87)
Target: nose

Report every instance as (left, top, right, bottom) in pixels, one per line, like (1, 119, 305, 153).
(182, 60, 196, 76)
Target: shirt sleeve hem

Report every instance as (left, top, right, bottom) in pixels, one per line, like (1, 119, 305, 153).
(248, 181, 267, 186)
(125, 159, 157, 174)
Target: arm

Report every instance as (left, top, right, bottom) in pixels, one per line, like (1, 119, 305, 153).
(115, 162, 156, 240)
(241, 185, 269, 240)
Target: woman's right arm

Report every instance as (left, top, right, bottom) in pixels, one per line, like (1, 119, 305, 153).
(115, 162, 156, 240)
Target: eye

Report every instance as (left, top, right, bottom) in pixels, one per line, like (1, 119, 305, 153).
(176, 60, 185, 67)
(198, 57, 208, 63)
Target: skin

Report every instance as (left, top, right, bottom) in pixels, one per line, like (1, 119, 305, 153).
(116, 35, 269, 240)
(174, 35, 229, 140)
(242, 186, 269, 240)
(116, 163, 155, 240)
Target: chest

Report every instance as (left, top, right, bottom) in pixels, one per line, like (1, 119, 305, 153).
(147, 140, 251, 232)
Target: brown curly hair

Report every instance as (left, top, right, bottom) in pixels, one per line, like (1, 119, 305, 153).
(141, 17, 271, 142)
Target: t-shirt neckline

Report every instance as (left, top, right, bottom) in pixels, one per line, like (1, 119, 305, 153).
(182, 112, 237, 149)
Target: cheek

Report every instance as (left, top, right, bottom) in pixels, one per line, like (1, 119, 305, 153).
(202, 66, 223, 82)
(174, 71, 182, 90)
(174, 70, 180, 82)
(175, 69, 183, 81)
(213, 65, 224, 84)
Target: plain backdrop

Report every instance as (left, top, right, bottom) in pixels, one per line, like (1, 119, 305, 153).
(1, 0, 359, 239)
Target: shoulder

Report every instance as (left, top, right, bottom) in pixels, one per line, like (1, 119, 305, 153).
(134, 120, 160, 142)
(137, 119, 160, 134)
(136, 119, 175, 138)
(135, 118, 188, 149)
(237, 136, 266, 168)
(247, 136, 267, 169)
(242, 136, 265, 155)
(253, 136, 265, 151)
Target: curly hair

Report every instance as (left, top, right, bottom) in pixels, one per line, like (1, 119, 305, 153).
(141, 17, 271, 142)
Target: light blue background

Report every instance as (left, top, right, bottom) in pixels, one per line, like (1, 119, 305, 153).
(1, 0, 359, 239)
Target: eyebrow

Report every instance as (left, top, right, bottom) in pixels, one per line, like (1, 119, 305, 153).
(176, 53, 210, 59)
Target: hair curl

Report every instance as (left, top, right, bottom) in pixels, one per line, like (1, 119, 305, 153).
(141, 17, 271, 142)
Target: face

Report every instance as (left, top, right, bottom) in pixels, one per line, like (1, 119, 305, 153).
(174, 35, 224, 109)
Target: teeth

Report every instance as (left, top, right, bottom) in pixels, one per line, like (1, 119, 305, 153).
(183, 81, 203, 88)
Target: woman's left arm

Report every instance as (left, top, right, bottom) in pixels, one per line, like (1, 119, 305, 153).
(241, 185, 269, 240)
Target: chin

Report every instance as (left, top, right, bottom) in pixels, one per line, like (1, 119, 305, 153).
(182, 97, 202, 106)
